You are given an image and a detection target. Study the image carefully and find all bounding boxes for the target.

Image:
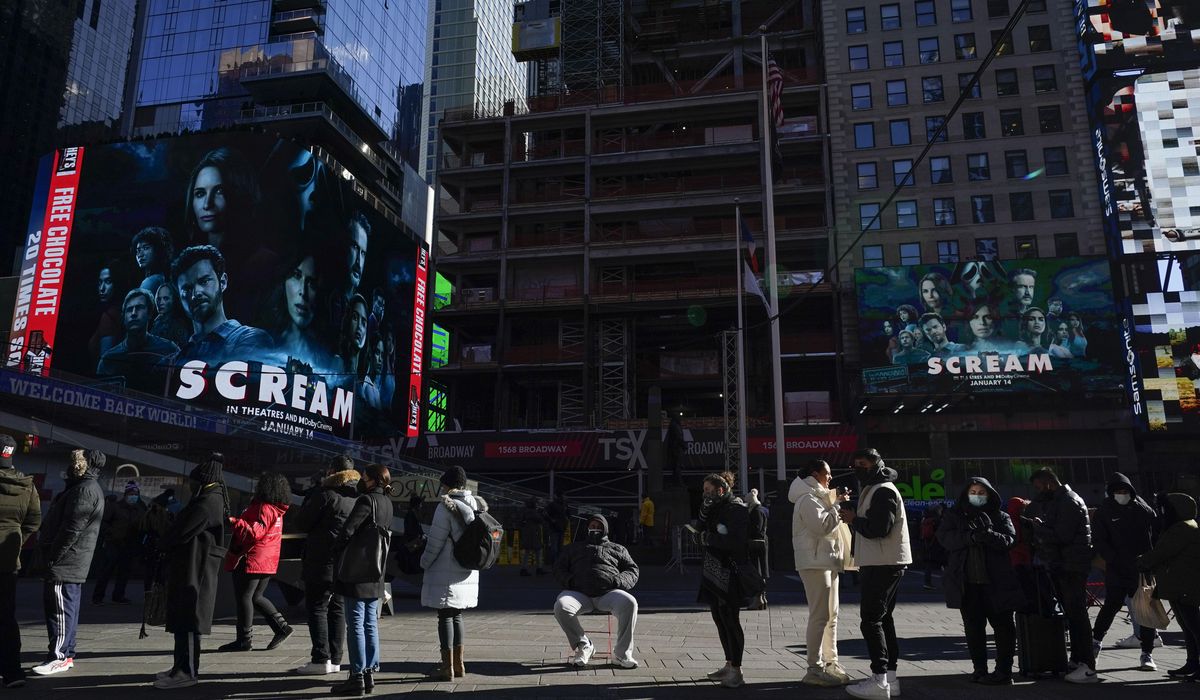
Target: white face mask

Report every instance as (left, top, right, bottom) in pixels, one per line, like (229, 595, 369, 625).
(1114, 494, 1132, 506)
(968, 494, 988, 508)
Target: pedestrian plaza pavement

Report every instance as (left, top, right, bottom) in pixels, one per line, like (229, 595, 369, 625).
(12, 566, 1198, 698)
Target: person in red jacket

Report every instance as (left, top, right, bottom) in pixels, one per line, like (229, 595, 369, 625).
(218, 473, 293, 652)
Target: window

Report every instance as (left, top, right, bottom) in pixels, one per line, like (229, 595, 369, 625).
(926, 116, 948, 143)
(1005, 150, 1029, 179)
(860, 203, 882, 231)
(1043, 146, 1069, 176)
(846, 7, 866, 33)
(951, 0, 973, 22)
(886, 79, 908, 106)
(1015, 235, 1038, 259)
(897, 201, 919, 228)
(918, 37, 940, 64)
(1028, 25, 1052, 52)
(857, 162, 878, 189)
(916, 0, 936, 26)
(1009, 192, 1035, 221)
(922, 76, 944, 103)
(880, 4, 901, 30)
(1028, 0, 1047, 11)
(996, 69, 1019, 96)
(855, 123, 875, 148)
(890, 119, 911, 145)
(937, 240, 960, 262)
(935, 198, 957, 226)
(863, 245, 884, 268)
(852, 83, 872, 110)
(959, 73, 981, 98)
(900, 242, 922, 265)
(954, 33, 977, 60)
(991, 29, 1014, 56)
(1033, 65, 1057, 92)
(894, 159, 914, 187)
(1000, 109, 1024, 136)
(976, 237, 999, 260)
(849, 45, 870, 70)
(1049, 190, 1074, 218)
(884, 41, 905, 66)
(1054, 232, 1079, 257)
(987, 0, 1008, 17)
(963, 112, 986, 139)
(931, 156, 953, 184)
(972, 196, 996, 223)
(968, 153, 990, 180)
(1038, 105, 1063, 133)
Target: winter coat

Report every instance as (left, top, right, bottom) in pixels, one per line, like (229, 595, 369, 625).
(697, 496, 751, 608)
(1092, 472, 1157, 589)
(1026, 484, 1092, 573)
(40, 469, 105, 583)
(291, 469, 357, 582)
(936, 477, 1026, 612)
(1007, 497, 1033, 569)
(224, 499, 289, 574)
(420, 489, 484, 610)
(517, 504, 544, 551)
(788, 476, 854, 573)
(851, 466, 912, 567)
(161, 483, 226, 635)
(0, 468, 41, 574)
(1137, 493, 1200, 605)
(101, 498, 148, 547)
(332, 486, 394, 599)
(553, 515, 639, 596)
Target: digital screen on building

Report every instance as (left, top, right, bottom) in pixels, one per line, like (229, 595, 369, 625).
(855, 257, 1125, 395)
(1126, 252, 1200, 431)
(6, 134, 428, 440)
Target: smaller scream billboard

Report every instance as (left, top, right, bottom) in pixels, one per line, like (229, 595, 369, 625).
(855, 258, 1125, 395)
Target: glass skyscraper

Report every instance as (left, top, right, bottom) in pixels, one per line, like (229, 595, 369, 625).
(61, 0, 138, 128)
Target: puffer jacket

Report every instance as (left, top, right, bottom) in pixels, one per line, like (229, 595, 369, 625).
(1137, 493, 1200, 605)
(40, 467, 105, 583)
(0, 468, 41, 574)
(1092, 472, 1157, 589)
(936, 477, 1025, 612)
(553, 515, 639, 596)
(788, 475, 854, 572)
(420, 490, 486, 610)
(1027, 484, 1092, 573)
(224, 499, 289, 574)
(291, 469, 358, 582)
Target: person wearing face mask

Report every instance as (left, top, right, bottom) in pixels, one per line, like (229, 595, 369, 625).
(698, 471, 751, 689)
(92, 481, 148, 605)
(839, 448, 911, 700)
(1137, 493, 1200, 683)
(937, 478, 1024, 685)
(1091, 473, 1161, 669)
(552, 515, 640, 669)
(1022, 468, 1096, 683)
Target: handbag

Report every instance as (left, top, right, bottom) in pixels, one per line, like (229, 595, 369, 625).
(1132, 574, 1172, 630)
(731, 558, 766, 599)
(336, 497, 392, 584)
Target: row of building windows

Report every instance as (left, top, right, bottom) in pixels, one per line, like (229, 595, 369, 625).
(848, 65, 1057, 114)
(854, 106, 1061, 149)
(846, 0, 1047, 35)
(848, 26, 1053, 70)
(863, 231, 1077, 269)
(855, 147, 1069, 189)
(857, 190, 1076, 231)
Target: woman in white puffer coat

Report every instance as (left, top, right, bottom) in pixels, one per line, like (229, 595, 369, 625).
(789, 459, 856, 688)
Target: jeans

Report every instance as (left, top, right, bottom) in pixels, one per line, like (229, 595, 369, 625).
(344, 596, 380, 674)
(304, 578, 345, 665)
(710, 602, 744, 667)
(798, 569, 840, 670)
(1053, 571, 1095, 668)
(1172, 601, 1200, 668)
(961, 583, 1016, 673)
(173, 632, 201, 677)
(437, 607, 466, 651)
(92, 542, 138, 602)
(554, 590, 638, 658)
(859, 565, 904, 675)
(232, 571, 284, 641)
(42, 581, 81, 661)
(1093, 583, 1157, 653)
(0, 573, 23, 682)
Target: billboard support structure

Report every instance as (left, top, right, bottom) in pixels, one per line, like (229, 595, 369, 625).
(729, 202, 750, 489)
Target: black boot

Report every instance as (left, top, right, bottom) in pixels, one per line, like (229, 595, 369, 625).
(363, 668, 375, 695)
(330, 672, 364, 697)
(1168, 663, 1200, 678)
(979, 669, 1013, 686)
(266, 613, 294, 650)
(218, 629, 253, 652)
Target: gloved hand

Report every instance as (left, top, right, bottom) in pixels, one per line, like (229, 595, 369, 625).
(716, 523, 728, 536)
(967, 513, 991, 532)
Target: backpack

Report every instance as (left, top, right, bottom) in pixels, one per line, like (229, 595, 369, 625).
(450, 502, 504, 570)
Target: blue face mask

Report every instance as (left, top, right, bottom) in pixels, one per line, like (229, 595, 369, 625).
(125, 495, 139, 505)
(968, 494, 988, 508)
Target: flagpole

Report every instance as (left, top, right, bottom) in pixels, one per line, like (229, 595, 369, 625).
(760, 30, 787, 484)
(734, 202, 750, 493)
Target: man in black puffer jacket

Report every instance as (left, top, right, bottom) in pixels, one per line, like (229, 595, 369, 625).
(552, 515, 640, 669)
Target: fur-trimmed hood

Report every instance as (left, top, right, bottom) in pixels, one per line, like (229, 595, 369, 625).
(322, 469, 360, 489)
(68, 448, 104, 480)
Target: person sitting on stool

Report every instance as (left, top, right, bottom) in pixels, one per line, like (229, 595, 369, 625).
(553, 515, 640, 669)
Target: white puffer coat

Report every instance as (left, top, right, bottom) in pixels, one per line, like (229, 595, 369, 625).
(788, 476, 855, 573)
(420, 490, 486, 610)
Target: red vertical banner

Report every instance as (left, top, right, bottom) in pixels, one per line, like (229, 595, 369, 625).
(405, 246, 429, 437)
(5, 148, 84, 374)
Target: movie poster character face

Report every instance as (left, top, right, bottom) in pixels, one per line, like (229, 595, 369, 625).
(98, 267, 115, 305)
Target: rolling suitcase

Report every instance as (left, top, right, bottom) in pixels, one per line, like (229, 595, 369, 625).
(1016, 612, 1069, 677)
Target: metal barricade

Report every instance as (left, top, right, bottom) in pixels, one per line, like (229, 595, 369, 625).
(665, 525, 703, 574)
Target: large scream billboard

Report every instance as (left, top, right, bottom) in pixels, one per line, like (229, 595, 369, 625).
(6, 134, 427, 441)
(855, 258, 1125, 395)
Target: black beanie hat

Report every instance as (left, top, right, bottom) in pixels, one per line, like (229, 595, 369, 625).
(189, 452, 224, 484)
(440, 465, 467, 490)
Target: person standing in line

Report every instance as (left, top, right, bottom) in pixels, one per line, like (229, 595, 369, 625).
(92, 481, 148, 605)
(517, 497, 546, 577)
(1137, 493, 1200, 682)
(217, 472, 293, 652)
(140, 491, 176, 594)
(840, 448, 912, 700)
(639, 495, 655, 546)
(1024, 468, 1097, 683)
(919, 504, 945, 591)
(698, 471, 751, 689)
(746, 489, 770, 610)
(937, 478, 1024, 686)
(329, 464, 394, 696)
(420, 466, 486, 683)
(290, 458, 359, 675)
(153, 453, 227, 689)
(1091, 472, 1161, 670)
(0, 434, 42, 688)
(33, 449, 106, 677)
(544, 493, 567, 565)
(789, 459, 854, 688)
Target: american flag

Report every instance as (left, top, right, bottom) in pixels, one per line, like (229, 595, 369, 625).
(767, 58, 785, 129)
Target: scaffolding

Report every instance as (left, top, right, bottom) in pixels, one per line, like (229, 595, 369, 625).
(561, 0, 623, 98)
(597, 318, 629, 423)
(721, 330, 740, 474)
(558, 320, 586, 428)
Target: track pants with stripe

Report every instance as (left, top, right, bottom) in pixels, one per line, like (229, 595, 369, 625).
(43, 581, 81, 662)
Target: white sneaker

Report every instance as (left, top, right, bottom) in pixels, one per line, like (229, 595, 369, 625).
(613, 653, 639, 669)
(153, 671, 198, 689)
(292, 661, 340, 675)
(802, 668, 844, 688)
(707, 665, 733, 681)
(1065, 665, 1099, 684)
(825, 662, 851, 685)
(1139, 654, 1157, 672)
(846, 675, 890, 700)
(1115, 634, 1140, 649)
(31, 659, 74, 676)
(155, 668, 176, 680)
(569, 641, 595, 667)
(887, 670, 901, 697)
(720, 667, 745, 688)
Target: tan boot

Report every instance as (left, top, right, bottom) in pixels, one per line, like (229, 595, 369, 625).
(430, 649, 452, 681)
(452, 645, 466, 677)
